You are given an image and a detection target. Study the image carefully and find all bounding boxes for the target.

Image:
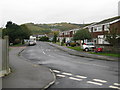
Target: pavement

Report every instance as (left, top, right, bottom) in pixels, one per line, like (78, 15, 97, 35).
(48, 42, 119, 61)
(2, 47, 56, 89)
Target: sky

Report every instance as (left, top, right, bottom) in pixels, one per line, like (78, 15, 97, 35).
(0, 0, 120, 27)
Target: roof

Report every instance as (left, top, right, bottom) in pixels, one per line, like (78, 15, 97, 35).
(94, 16, 120, 25)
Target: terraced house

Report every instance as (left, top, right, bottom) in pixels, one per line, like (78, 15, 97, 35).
(58, 16, 120, 45)
(86, 16, 120, 44)
(58, 28, 79, 43)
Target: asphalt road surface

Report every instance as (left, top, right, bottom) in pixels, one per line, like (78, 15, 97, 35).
(21, 41, 119, 89)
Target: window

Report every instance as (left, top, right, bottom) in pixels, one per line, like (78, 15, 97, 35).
(104, 24, 109, 31)
(97, 26, 102, 31)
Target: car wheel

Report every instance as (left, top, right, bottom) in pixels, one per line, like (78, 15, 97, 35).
(85, 48, 89, 52)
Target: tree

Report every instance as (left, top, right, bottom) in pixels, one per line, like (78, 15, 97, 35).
(73, 29, 92, 43)
(52, 33, 57, 43)
(105, 27, 120, 46)
(3, 21, 31, 44)
(20, 24, 32, 39)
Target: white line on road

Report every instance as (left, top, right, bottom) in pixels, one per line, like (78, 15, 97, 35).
(43, 51, 46, 54)
(62, 72, 72, 76)
(33, 64, 39, 67)
(87, 81, 103, 86)
(53, 70, 60, 73)
(93, 79, 107, 83)
(56, 74, 66, 78)
(48, 55, 55, 57)
(69, 77, 82, 81)
(114, 83, 120, 86)
(109, 85, 120, 89)
(76, 75, 87, 79)
(70, 60, 109, 68)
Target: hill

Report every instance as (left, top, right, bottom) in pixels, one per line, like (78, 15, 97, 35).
(23, 22, 87, 35)
(23, 23, 52, 35)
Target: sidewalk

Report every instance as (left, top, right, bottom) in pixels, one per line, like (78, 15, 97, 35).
(2, 47, 55, 89)
(49, 43, 119, 61)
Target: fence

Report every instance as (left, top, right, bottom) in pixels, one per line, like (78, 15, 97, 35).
(0, 36, 10, 77)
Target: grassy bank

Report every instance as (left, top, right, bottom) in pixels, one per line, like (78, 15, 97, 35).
(90, 52, 120, 57)
(67, 46, 120, 58)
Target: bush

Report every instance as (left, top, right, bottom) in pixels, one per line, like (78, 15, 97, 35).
(70, 42, 76, 47)
(39, 36, 49, 41)
(14, 39, 21, 44)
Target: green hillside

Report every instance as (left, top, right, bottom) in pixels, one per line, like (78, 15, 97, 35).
(23, 23, 51, 35)
(23, 22, 85, 35)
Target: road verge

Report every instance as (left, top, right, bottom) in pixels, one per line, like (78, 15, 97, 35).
(48, 42, 119, 61)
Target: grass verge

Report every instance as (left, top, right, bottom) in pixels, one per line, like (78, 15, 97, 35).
(10, 43, 23, 47)
(67, 46, 120, 58)
(89, 52, 120, 57)
(67, 46, 82, 51)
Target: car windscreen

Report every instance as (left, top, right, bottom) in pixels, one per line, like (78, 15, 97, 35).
(86, 43, 94, 45)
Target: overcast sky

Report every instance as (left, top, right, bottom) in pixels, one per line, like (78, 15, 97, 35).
(0, 0, 120, 27)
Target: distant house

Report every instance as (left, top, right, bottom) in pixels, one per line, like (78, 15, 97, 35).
(58, 28, 80, 43)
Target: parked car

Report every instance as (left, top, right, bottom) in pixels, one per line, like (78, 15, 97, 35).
(66, 41, 80, 47)
(81, 42, 95, 51)
(28, 40, 36, 46)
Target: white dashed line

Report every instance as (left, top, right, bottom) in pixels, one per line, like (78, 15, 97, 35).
(109, 85, 120, 89)
(114, 83, 120, 86)
(69, 77, 82, 81)
(56, 74, 66, 78)
(93, 79, 107, 83)
(87, 81, 103, 86)
(53, 70, 60, 73)
(62, 72, 72, 76)
(76, 75, 87, 79)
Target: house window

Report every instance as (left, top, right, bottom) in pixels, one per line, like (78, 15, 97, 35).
(97, 26, 102, 31)
(104, 24, 109, 31)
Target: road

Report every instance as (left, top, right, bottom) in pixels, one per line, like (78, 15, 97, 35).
(21, 41, 119, 89)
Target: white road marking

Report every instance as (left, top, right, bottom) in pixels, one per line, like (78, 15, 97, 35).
(62, 72, 72, 76)
(56, 74, 66, 77)
(53, 70, 60, 73)
(43, 51, 46, 54)
(46, 49, 51, 51)
(114, 83, 120, 86)
(76, 75, 87, 79)
(69, 77, 82, 81)
(70, 60, 109, 68)
(109, 85, 120, 89)
(48, 55, 54, 57)
(93, 79, 107, 83)
(87, 81, 103, 86)
(33, 64, 39, 67)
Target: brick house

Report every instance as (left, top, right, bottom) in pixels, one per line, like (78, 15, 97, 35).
(58, 16, 120, 45)
(86, 17, 120, 44)
(58, 29, 79, 43)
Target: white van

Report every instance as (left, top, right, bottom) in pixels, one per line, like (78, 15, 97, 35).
(29, 36, 36, 46)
